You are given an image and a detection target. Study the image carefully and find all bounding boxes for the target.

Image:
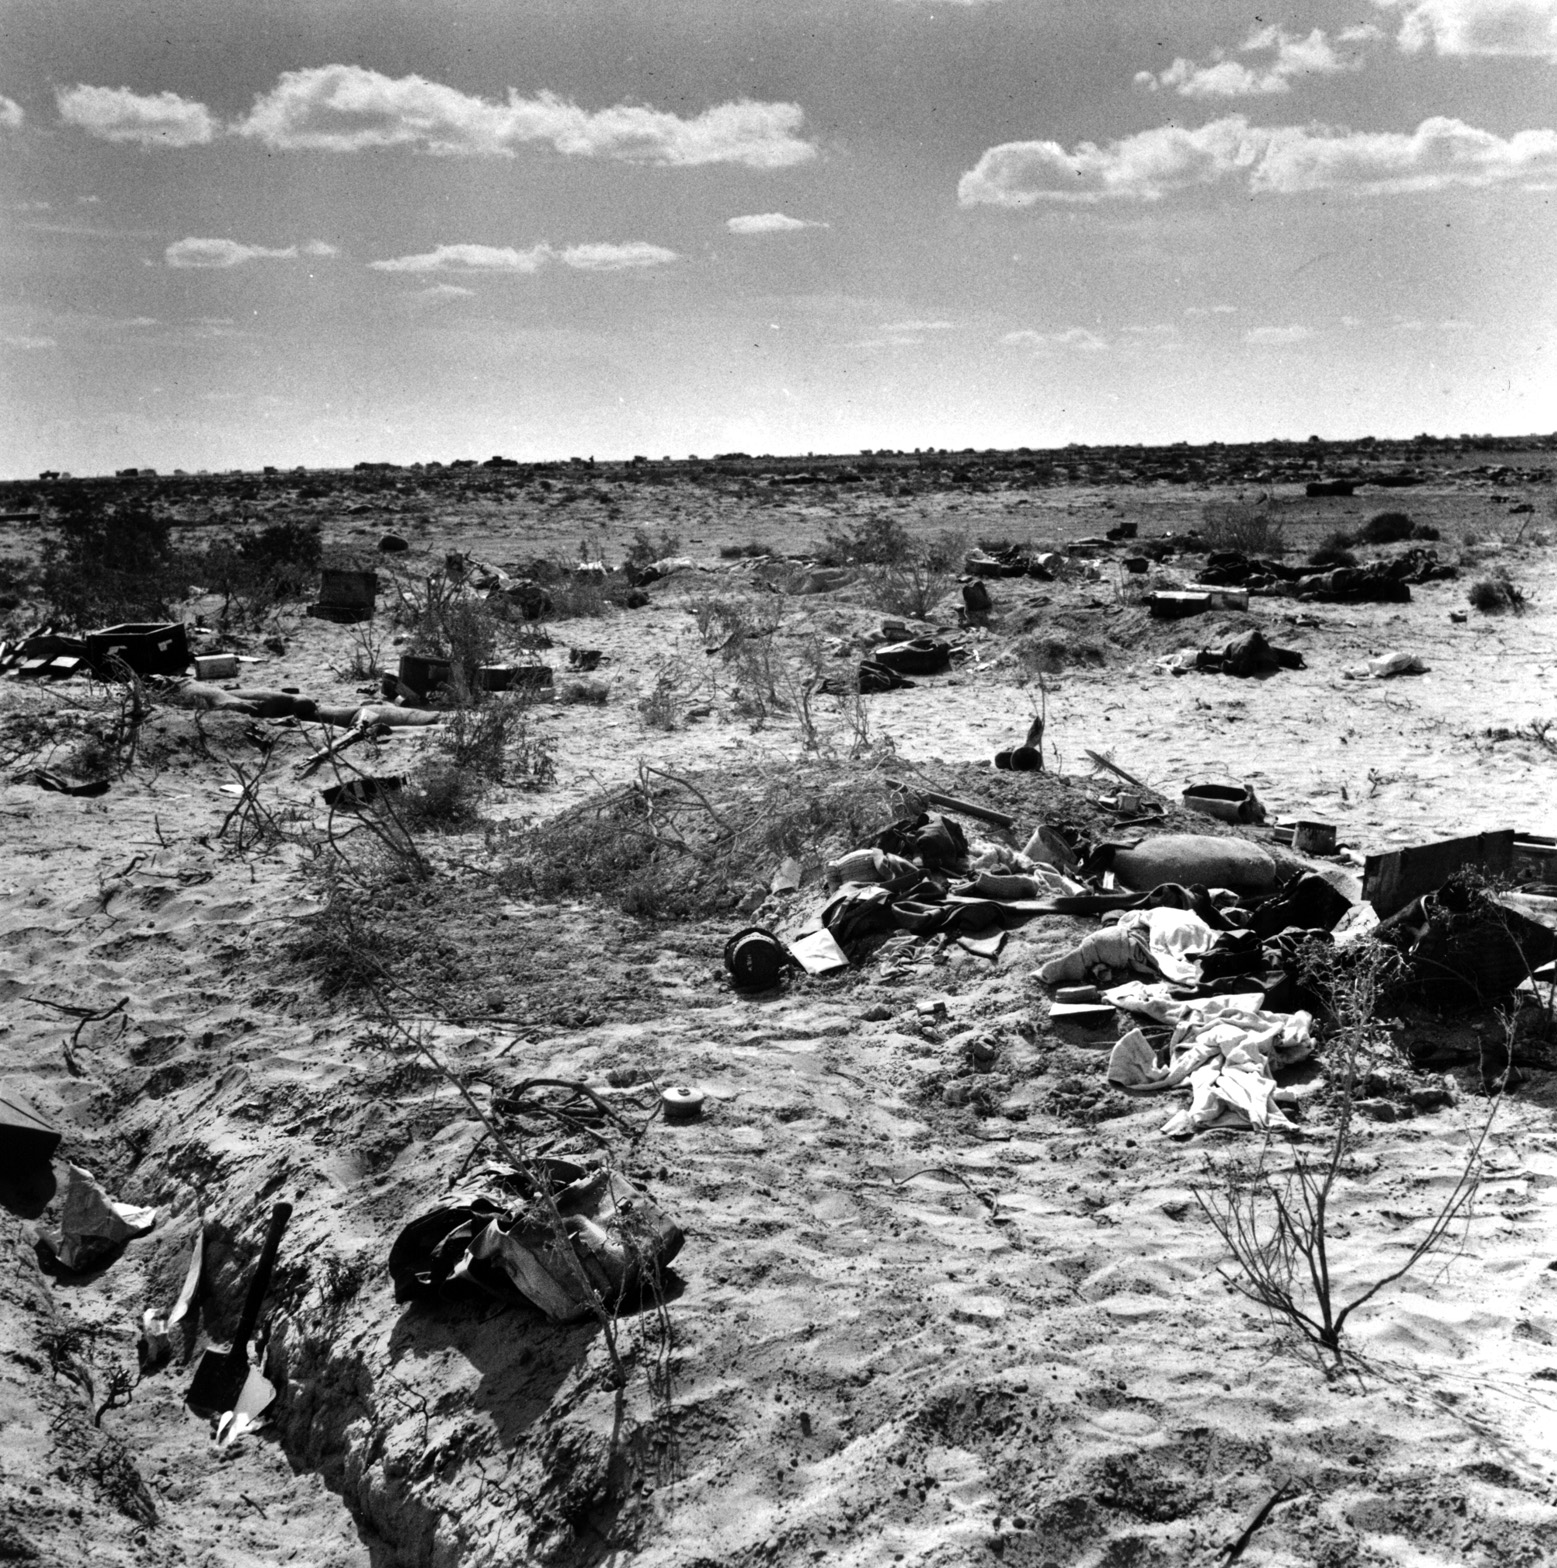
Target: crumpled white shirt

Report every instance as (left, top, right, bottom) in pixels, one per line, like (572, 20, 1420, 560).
(1105, 993, 1313, 1137)
(1040, 906, 1218, 986)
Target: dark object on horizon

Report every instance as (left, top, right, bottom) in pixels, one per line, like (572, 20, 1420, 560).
(1305, 478, 1357, 497)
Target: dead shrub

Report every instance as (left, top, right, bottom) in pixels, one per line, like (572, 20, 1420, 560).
(863, 530, 966, 620)
(625, 527, 681, 570)
(440, 692, 556, 788)
(502, 759, 898, 920)
(559, 678, 610, 706)
(638, 651, 703, 731)
(398, 759, 486, 832)
(819, 514, 911, 567)
(1468, 572, 1525, 614)
(1199, 500, 1286, 556)
(1197, 938, 1495, 1366)
(41, 493, 190, 627)
(1357, 510, 1414, 545)
(1015, 631, 1108, 673)
(544, 572, 611, 619)
(286, 871, 412, 999)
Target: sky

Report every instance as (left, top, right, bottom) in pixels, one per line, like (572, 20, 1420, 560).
(2, 0, 1555, 475)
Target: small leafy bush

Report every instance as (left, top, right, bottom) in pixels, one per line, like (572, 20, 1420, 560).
(819, 514, 911, 567)
(1357, 511, 1414, 545)
(559, 678, 610, 706)
(625, 528, 682, 570)
(1468, 572, 1525, 614)
(42, 493, 185, 627)
(864, 529, 966, 620)
(1200, 501, 1285, 556)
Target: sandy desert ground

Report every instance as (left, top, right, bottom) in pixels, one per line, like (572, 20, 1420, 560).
(3, 442, 1557, 1568)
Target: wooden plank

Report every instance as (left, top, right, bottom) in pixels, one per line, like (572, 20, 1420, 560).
(1363, 831, 1515, 919)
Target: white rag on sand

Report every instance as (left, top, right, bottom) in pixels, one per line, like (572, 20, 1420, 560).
(1106, 993, 1314, 1137)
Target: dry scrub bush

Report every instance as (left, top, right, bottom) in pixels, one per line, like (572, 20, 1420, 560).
(1357, 510, 1414, 545)
(638, 651, 704, 731)
(1196, 939, 1494, 1367)
(440, 691, 556, 787)
(394, 573, 500, 694)
(200, 518, 323, 625)
(332, 615, 386, 681)
(1199, 500, 1286, 556)
(625, 526, 682, 570)
(559, 678, 610, 706)
(819, 514, 911, 567)
(544, 572, 611, 619)
(41, 494, 189, 627)
(502, 759, 899, 920)
(864, 529, 966, 621)
(1468, 571, 1525, 614)
(399, 760, 486, 832)
(1015, 631, 1108, 674)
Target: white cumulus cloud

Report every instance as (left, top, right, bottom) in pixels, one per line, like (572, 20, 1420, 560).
(234, 65, 814, 167)
(959, 114, 1557, 203)
(726, 212, 827, 234)
(1245, 324, 1315, 345)
(57, 84, 217, 147)
(369, 243, 551, 274)
(1380, 0, 1557, 58)
(370, 240, 677, 274)
(558, 241, 678, 270)
(0, 96, 23, 131)
(2, 334, 56, 350)
(1002, 327, 1108, 352)
(1135, 25, 1380, 98)
(165, 236, 334, 268)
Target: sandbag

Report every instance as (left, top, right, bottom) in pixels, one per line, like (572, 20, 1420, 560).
(1111, 834, 1279, 896)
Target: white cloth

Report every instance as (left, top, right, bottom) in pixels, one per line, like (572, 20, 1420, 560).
(1040, 906, 1217, 986)
(1106, 995, 1313, 1137)
(1112, 906, 1219, 984)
